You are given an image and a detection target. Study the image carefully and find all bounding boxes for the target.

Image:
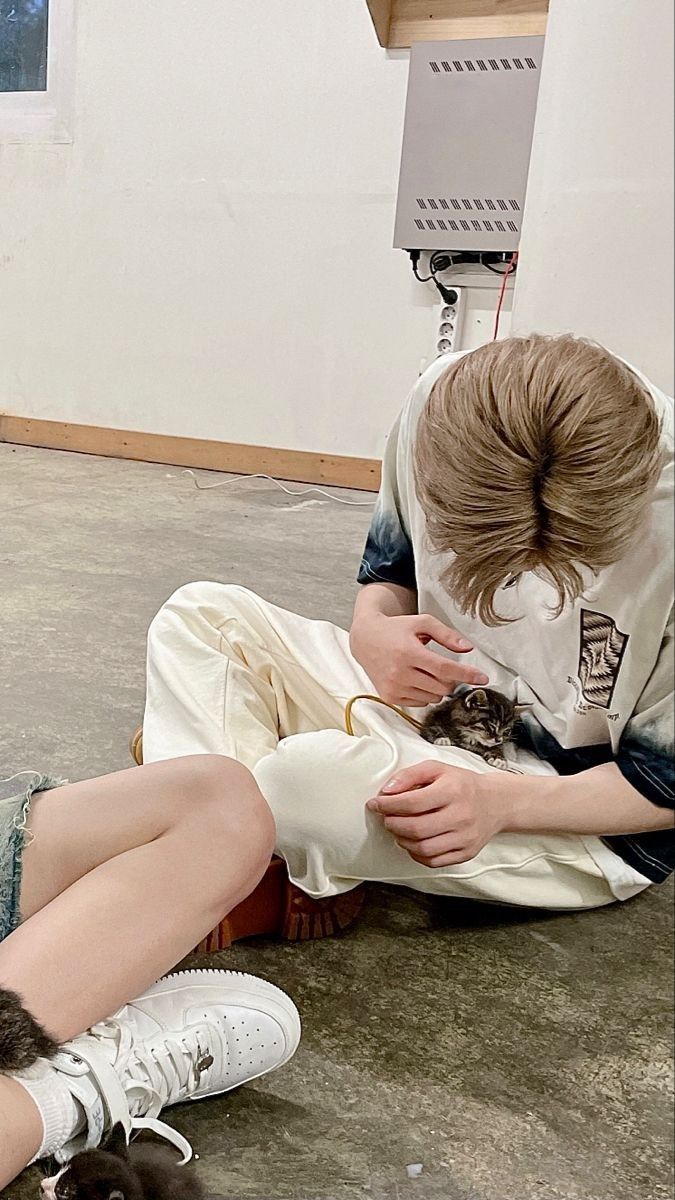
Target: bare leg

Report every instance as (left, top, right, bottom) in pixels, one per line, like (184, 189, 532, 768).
(0, 1075, 44, 1183)
(0, 755, 275, 1188)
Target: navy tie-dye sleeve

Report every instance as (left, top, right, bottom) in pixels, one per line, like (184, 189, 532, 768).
(604, 610, 674, 881)
(357, 413, 417, 591)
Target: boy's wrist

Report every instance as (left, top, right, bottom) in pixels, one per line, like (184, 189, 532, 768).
(490, 770, 571, 835)
(349, 608, 380, 655)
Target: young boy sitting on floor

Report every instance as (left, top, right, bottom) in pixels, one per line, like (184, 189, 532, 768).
(143, 334, 674, 911)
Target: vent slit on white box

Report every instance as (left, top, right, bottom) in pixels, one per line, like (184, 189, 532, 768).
(415, 196, 521, 215)
(425, 56, 540, 74)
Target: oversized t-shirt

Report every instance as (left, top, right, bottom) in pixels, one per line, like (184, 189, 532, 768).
(358, 351, 674, 893)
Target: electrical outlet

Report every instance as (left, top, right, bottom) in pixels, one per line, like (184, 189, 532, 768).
(435, 287, 465, 356)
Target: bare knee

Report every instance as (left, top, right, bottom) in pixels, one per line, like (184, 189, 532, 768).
(207, 753, 276, 852)
(179, 754, 276, 884)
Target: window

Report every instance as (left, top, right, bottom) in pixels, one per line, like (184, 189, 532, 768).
(1, 1, 49, 93)
(0, 0, 73, 142)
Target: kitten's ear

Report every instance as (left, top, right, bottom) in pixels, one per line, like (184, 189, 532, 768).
(465, 688, 487, 708)
(105, 1122, 129, 1159)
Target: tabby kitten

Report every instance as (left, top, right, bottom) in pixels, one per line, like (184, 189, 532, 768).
(420, 687, 524, 770)
(42, 1124, 205, 1200)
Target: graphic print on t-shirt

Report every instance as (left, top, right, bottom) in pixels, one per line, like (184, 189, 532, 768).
(578, 609, 629, 709)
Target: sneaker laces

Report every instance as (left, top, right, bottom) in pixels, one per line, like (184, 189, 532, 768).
(92, 1014, 218, 1108)
(63, 1016, 222, 1164)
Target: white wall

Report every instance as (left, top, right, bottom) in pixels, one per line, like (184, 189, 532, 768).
(512, 0, 674, 394)
(0, 1, 434, 458)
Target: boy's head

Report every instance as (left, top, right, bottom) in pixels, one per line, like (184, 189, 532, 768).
(414, 334, 663, 624)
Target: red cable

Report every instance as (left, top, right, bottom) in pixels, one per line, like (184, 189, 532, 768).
(492, 250, 519, 340)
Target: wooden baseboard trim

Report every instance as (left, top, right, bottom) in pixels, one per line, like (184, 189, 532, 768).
(0, 415, 381, 492)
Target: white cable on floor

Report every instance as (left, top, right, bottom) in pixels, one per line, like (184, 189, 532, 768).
(0, 770, 43, 786)
(181, 468, 374, 506)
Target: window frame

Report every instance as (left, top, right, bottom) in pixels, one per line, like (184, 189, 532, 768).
(0, 0, 75, 143)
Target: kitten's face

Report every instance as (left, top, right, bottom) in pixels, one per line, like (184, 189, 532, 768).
(456, 688, 517, 748)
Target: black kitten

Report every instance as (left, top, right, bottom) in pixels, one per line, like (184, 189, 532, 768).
(0, 985, 58, 1071)
(420, 687, 524, 770)
(43, 1124, 205, 1199)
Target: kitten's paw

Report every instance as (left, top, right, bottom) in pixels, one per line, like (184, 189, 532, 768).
(486, 755, 509, 770)
(433, 737, 453, 747)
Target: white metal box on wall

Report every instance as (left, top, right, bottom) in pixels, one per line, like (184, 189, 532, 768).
(394, 36, 544, 252)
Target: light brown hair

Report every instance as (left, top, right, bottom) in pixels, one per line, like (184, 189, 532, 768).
(414, 334, 662, 624)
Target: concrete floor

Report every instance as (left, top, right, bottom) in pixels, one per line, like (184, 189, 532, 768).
(1, 444, 673, 1200)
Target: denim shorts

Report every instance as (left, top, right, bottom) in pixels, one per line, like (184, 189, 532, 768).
(0, 772, 63, 942)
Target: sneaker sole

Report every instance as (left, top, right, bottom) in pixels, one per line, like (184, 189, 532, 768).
(137, 969, 302, 1096)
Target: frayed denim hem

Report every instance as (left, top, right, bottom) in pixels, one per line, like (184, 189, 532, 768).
(0, 772, 65, 942)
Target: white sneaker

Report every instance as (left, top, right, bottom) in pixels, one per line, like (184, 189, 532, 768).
(51, 970, 301, 1163)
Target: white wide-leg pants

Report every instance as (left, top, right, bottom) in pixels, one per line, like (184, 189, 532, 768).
(143, 583, 621, 910)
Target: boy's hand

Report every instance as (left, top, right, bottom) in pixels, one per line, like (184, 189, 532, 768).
(367, 761, 508, 866)
(350, 611, 489, 707)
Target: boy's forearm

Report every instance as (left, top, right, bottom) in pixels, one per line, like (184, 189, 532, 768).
(352, 582, 418, 624)
(498, 763, 674, 837)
